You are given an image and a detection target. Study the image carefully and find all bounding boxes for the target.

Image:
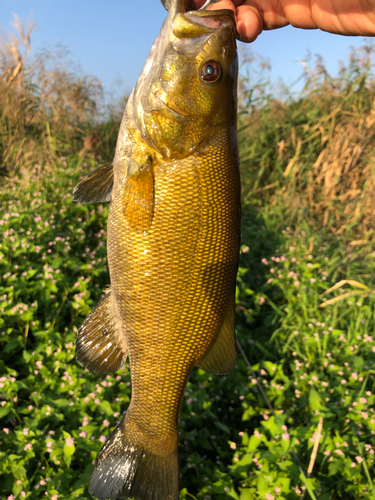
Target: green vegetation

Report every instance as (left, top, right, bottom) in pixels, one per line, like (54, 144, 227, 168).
(1, 21, 375, 500)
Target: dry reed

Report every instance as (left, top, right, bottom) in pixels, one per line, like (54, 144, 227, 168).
(239, 43, 375, 237)
(0, 15, 106, 179)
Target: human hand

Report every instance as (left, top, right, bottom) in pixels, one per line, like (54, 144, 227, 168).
(193, 0, 375, 43)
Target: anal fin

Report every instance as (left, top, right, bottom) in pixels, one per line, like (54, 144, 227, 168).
(75, 288, 127, 373)
(73, 162, 113, 203)
(197, 292, 237, 375)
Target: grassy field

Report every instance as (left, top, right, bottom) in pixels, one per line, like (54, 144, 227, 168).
(1, 23, 375, 500)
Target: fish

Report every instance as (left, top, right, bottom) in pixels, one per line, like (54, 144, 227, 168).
(73, 0, 240, 498)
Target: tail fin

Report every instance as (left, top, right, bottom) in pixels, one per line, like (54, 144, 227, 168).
(89, 414, 180, 500)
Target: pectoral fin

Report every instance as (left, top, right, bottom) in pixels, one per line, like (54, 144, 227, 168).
(75, 288, 127, 373)
(197, 293, 237, 375)
(73, 162, 113, 203)
(123, 158, 154, 232)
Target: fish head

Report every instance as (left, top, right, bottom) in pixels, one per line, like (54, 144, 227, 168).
(133, 0, 237, 160)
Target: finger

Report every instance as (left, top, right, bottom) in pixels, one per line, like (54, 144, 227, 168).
(237, 1, 290, 41)
(193, 0, 233, 8)
(203, 0, 237, 15)
(192, 0, 259, 41)
(236, 3, 263, 42)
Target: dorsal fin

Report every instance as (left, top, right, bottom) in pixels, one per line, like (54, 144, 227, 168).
(75, 288, 127, 373)
(73, 162, 113, 204)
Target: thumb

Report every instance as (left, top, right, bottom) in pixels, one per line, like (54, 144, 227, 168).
(236, 3, 263, 42)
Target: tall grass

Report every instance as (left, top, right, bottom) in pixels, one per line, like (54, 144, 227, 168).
(0, 16, 122, 179)
(239, 43, 375, 238)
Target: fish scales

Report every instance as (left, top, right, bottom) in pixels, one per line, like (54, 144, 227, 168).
(73, 1, 240, 498)
(109, 127, 240, 447)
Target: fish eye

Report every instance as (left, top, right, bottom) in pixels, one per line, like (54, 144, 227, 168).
(201, 60, 221, 83)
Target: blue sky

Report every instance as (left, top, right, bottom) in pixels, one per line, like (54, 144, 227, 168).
(1, 0, 371, 98)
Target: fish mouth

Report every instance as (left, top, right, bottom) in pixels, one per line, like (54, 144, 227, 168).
(153, 91, 190, 117)
(184, 9, 236, 30)
(171, 9, 236, 52)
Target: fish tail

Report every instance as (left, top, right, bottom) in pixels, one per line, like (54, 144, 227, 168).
(88, 413, 180, 500)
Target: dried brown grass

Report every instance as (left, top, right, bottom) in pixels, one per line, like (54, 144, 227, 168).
(239, 44, 375, 237)
(0, 15, 104, 178)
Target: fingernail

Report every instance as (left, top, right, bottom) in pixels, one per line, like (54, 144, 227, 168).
(236, 20, 252, 43)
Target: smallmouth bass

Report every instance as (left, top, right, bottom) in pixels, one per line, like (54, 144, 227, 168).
(73, 0, 240, 498)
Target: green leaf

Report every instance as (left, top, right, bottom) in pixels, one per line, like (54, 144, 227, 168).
(64, 443, 75, 457)
(12, 465, 27, 480)
(0, 405, 10, 419)
(53, 398, 71, 409)
(214, 421, 230, 435)
(309, 388, 321, 411)
(22, 351, 32, 363)
(328, 460, 342, 477)
(51, 448, 63, 459)
(98, 400, 114, 416)
(247, 434, 262, 451)
(240, 489, 256, 500)
(63, 430, 72, 440)
(299, 469, 318, 500)
(263, 361, 277, 375)
(233, 453, 254, 469)
(3, 337, 22, 353)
